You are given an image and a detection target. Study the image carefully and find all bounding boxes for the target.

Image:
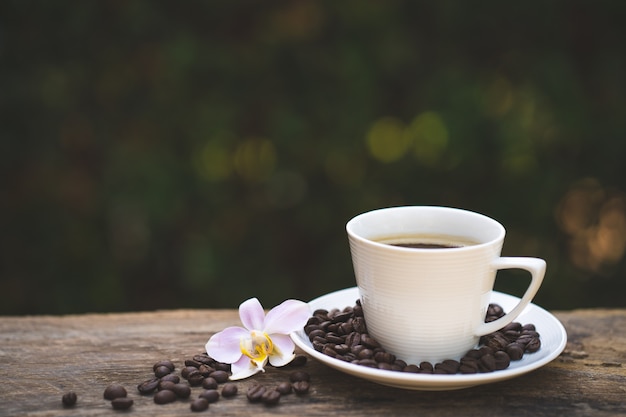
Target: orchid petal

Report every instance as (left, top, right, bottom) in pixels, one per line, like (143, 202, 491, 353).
(263, 299, 310, 334)
(205, 326, 248, 364)
(267, 333, 296, 367)
(229, 355, 263, 380)
(238, 298, 266, 331)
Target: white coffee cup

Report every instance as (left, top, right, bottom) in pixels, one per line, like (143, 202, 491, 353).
(346, 206, 545, 365)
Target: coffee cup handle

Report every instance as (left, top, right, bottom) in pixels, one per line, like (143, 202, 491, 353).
(475, 257, 546, 337)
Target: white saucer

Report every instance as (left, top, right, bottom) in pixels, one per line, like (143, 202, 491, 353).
(291, 287, 567, 391)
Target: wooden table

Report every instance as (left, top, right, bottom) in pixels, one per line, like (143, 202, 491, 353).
(1, 307, 625, 416)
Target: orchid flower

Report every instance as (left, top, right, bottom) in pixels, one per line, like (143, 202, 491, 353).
(205, 297, 310, 380)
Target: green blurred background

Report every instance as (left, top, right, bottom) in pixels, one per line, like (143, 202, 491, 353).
(2, 1, 625, 315)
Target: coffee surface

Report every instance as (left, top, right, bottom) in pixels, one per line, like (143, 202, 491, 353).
(373, 233, 479, 249)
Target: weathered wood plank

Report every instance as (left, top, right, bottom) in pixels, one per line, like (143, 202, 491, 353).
(0, 309, 625, 416)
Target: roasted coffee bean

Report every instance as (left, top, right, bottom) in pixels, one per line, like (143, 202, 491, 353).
(503, 322, 522, 332)
(262, 389, 281, 405)
(159, 380, 177, 392)
(522, 323, 536, 332)
(355, 358, 378, 367)
(214, 362, 231, 372)
(137, 378, 160, 394)
(479, 354, 496, 372)
(377, 362, 393, 370)
(202, 377, 218, 390)
(485, 333, 510, 351)
(307, 329, 326, 341)
(353, 304, 364, 317)
(221, 383, 238, 397)
(154, 389, 177, 404)
(172, 383, 191, 398)
(306, 316, 323, 326)
(185, 359, 203, 368)
(199, 389, 220, 403)
(403, 364, 420, 373)
(210, 370, 230, 383)
(62, 391, 77, 407)
(103, 384, 127, 400)
(111, 397, 134, 410)
(153, 360, 175, 373)
(459, 359, 479, 374)
(325, 332, 344, 344)
(352, 317, 367, 333)
(198, 364, 213, 377)
(247, 385, 266, 403)
(276, 381, 292, 394)
(181, 366, 197, 379)
(487, 304, 505, 319)
(345, 332, 361, 347)
(435, 360, 460, 374)
(494, 351, 511, 370)
(160, 374, 180, 384)
(506, 343, 525, 360)
(292, 380, 310, 394)
(322, 345, 337, 357)
(188, 372, 205, 386)
(154, 365, 172, 378)
(419, 362, 434, 373)
(193, 354, 214, 365)
(312, 308, 329, 317)
(334, 344, 350, 355)
(525, 337, 541, 353)
(360, 334, 381, 348)
(190, 398, 209, 412)
(357, 348, 374, 360)
(312, 340, 325, 352)
(374, 351, 396, 364)
(289, 371, 311, 382)
(332, 311, 353, 323)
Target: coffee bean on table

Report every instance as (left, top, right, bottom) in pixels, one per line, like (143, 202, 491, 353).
(210, 370, 230, 383)
(137, 377, 160, 394)
(154, 365, 172, 378)
(154, 389, 177, 404)
(221, 383, 238, 397)
(111, 397, 134, 410)
(103, 384, 127, 400)
(276, 381, 292, 394)
(190, 398, 209, 412)
(160, 374, 180, 384)
(292, 380, 310, 394)
(247, 385, 266, 403)
(153, 360, 175, 372)
(158, 380, 177, 392)
(202, 377, 218, 390)
(261, 389, 281, 405)
(188, 372, 205, 386)
(172, 383, 191, 398)
(61, 391, 77, 407)
(199, 389, 220, 403)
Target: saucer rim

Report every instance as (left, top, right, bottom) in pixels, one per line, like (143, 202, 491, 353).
(290, 287, 568, 390)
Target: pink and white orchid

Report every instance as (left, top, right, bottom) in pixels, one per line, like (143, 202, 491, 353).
(205, 297, 311, 380)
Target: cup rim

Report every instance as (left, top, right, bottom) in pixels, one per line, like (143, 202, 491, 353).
(346, 205, 506, 252)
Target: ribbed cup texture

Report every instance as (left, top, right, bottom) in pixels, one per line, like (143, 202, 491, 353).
(349, 235, 503, 364)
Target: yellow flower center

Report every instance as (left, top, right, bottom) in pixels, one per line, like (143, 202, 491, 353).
(240, 331, 274, 366)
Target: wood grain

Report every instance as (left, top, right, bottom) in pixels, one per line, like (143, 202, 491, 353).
(1, 308, 625, 416)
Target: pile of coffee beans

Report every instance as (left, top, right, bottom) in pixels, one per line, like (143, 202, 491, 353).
(304, 300, 541, 375)
(245, 370, 311, 406)
(61, 351, 311, 412)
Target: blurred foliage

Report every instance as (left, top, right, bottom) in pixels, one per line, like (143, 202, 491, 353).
(1, 0, 626, 314)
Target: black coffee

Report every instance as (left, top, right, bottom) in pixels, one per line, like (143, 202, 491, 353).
(391, 242, 460, 249)
(374, 233, 478, 249)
